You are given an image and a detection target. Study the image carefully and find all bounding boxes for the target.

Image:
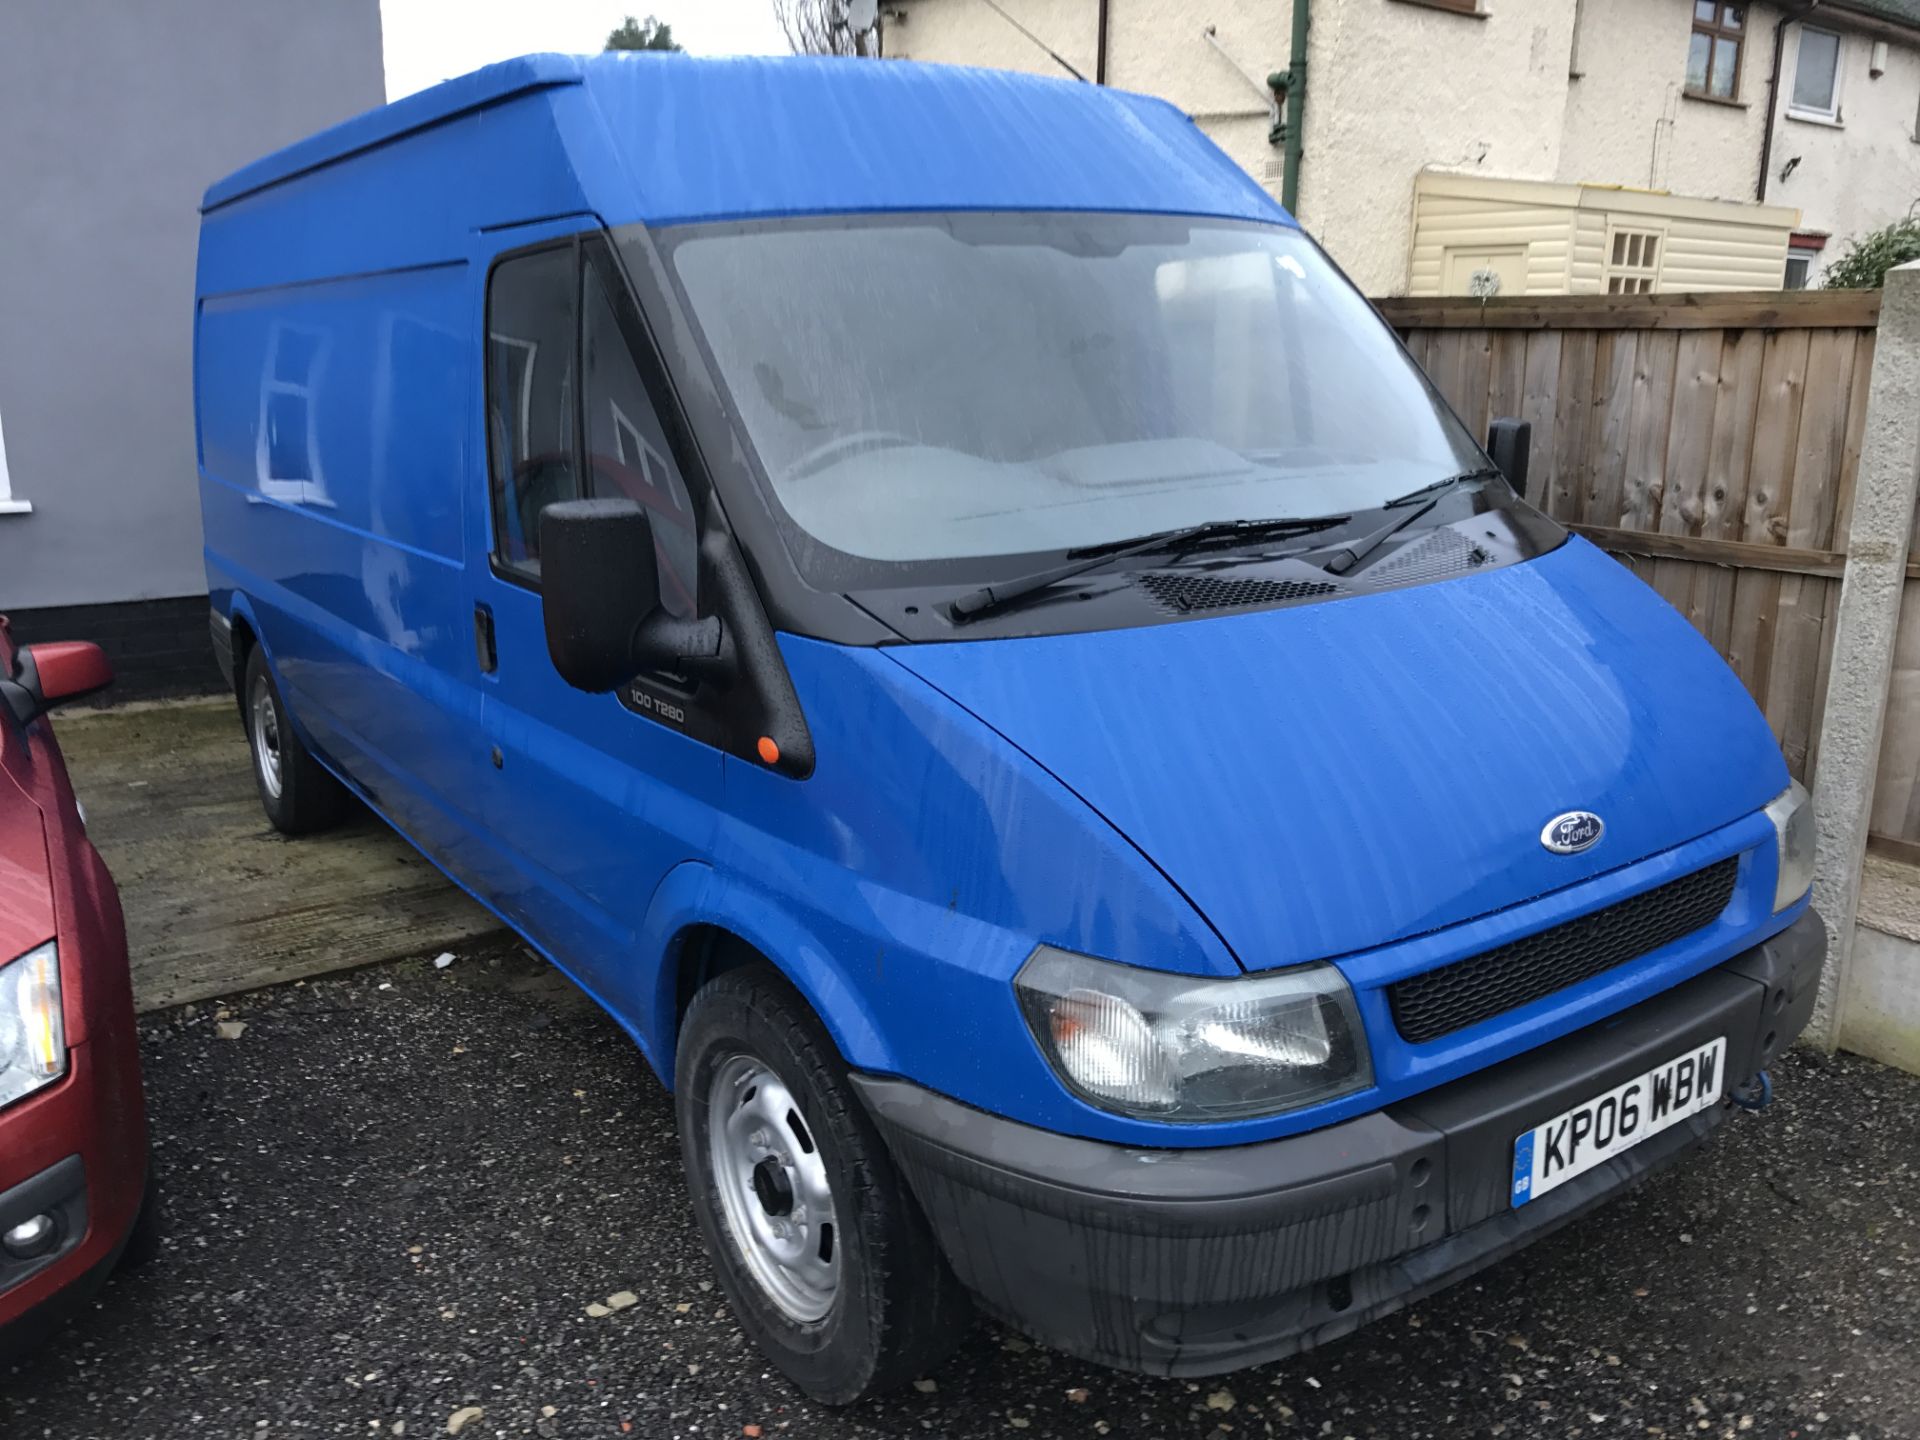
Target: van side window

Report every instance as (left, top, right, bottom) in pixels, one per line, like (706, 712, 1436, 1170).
(583, 263, 699, 617)
(487, 247, 580, 577)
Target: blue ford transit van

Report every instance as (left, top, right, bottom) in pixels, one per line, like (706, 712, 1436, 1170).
(195, 54, 1826, 1402)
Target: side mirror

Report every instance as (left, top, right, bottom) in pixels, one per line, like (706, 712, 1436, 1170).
(539, 499, 724, 693)
(5, 641, 113, 725)
(1487, 418, 1531, 500)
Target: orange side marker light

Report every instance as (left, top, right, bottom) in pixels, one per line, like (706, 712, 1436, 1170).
(756, 735, 781, 765)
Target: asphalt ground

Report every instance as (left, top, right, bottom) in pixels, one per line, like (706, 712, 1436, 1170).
(3, 935, 1915, 1440)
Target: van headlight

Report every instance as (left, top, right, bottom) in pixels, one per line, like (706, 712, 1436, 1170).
(1765, 780, 1815, 913)
(1015, 947, 1371, 1122)
(0, 942, 66, 1110)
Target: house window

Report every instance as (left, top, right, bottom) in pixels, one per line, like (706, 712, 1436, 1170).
(1687, 2, 1745, 100)
(1790, 26, 1842, 120)
(0, 405, 29, 516)
(1784, 233, 1827, 289)
(1606, 227, 1664, 294)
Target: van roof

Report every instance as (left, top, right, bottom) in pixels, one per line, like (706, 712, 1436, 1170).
(201, 53, 1291, 229)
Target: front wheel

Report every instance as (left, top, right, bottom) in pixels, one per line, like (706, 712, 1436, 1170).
(676, 965, 971, 1403)
(242, 647, 347, 835)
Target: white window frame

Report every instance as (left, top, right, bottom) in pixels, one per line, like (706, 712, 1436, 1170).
(1604, 222, 1668, 294)
(1784, 245, 1822, 290)
(608, 399, 685, 512)
(1787, 25, 1845, 124)
(254, 324, 332, 508)
(0, 405, 31, 515)
(489, 334, 539, 460)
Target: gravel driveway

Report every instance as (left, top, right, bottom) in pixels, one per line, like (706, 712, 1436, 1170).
(3, 937, 1915, 1440)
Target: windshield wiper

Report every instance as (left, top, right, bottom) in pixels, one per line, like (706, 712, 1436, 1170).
(1382, 467, 1503, 508)
(1306, 467, 1498, 577)
(949, 515, 1350, 624)
(1318, 498, 1440, 576)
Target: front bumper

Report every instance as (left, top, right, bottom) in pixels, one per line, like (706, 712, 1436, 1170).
(855, 907, 1825, 1376)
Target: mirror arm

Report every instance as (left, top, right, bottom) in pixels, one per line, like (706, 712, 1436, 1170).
(630, 613, 733, 685)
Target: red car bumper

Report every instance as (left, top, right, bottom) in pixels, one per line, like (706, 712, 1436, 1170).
(0, 869, 149, 1351)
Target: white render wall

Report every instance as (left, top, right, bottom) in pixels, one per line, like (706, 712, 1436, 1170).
(1558, 0, 1776, 204)
(882, 0, 1289, 197)
(1763, 18, 1920, 281)
(1299, 0, 1577, 293)
(883, 0, 1920, 294)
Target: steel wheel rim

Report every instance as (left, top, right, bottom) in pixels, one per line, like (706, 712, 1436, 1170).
(249, 673, 283, 801)
(707, 1053, 839, 1323)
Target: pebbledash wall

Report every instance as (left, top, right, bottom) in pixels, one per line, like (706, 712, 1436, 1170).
(0, 0, 385, 654)
(882, 0, 1920, 295)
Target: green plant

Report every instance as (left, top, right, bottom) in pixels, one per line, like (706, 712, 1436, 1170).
(1823, 216, 1920, 290)
(605, 14, 681, 51)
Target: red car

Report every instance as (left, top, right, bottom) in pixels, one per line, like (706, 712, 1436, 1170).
(0, 619, 153, 1354)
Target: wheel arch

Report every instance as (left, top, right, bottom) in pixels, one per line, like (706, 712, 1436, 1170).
(224, 597, 264, 715)
(639, 862, 899, 1089)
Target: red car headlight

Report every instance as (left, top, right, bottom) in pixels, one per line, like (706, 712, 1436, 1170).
(0, 942, 66, 1109)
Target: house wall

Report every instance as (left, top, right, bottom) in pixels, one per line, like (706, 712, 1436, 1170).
(0, 0, 386, 610)
(1558, 0, 1777, 203)
(883, 1, 1920, 296)
(1301, 0, 1577, 293)
(1763, 16, 1920, 281)
(887, 0, 1582, 293)
(883, 0, 1289, 199)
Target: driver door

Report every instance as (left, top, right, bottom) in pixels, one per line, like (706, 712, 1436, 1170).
(472, 231, 722, 1007)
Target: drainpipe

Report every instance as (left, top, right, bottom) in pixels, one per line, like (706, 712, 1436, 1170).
(1758, 2, 1819, 201)
(1268, 0, 1309, 217)
(1096, 0, 1109, 83)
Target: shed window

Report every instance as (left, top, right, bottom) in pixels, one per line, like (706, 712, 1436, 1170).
(1687, 2, 1744, 100)
(1606, 228, 1663, 294)
(1790, 27, 1842, 119)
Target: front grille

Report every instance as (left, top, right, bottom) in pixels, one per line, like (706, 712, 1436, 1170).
(1388, 856, 1741, 1044)
(1135, 570, 1340, 614)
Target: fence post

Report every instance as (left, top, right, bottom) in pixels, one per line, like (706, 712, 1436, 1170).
(1808, 260, 1920, 1050)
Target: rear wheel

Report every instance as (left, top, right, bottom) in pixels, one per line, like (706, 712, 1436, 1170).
(243, 648, 346, 835)
(677, 965, 971, 1403)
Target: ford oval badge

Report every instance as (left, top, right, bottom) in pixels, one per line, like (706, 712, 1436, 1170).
(1541, 811, 1604, 855)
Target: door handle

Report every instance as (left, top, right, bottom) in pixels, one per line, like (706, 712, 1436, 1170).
(473, 603, 497, 674)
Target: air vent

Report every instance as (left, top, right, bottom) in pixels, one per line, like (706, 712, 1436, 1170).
(1370, 526, 1490, 584)
(1135, 570, 1341, 615)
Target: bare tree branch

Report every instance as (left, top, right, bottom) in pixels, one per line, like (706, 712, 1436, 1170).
(773, 0, 879, 57)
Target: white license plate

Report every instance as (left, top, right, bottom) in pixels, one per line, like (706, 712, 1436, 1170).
(1510, 1035, 1726, 1207)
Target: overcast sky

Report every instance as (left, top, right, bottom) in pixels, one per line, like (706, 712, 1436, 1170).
(380, 0, 792, 99)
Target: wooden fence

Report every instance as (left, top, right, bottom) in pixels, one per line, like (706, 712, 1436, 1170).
(1376, 289, 1904, 834)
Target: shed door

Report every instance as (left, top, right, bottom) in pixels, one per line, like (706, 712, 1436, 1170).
(1442, 246, 1528, 299)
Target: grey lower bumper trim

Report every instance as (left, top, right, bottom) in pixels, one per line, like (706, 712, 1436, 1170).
(856, 907, 1826, 1376)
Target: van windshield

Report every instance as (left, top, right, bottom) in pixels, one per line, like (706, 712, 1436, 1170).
(648, 213, 1482, 581)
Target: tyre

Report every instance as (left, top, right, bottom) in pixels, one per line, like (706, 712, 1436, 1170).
(677, 964, 971, 1403)
(242, 647, 347, 835)
(118, 1174, 162, 1272)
